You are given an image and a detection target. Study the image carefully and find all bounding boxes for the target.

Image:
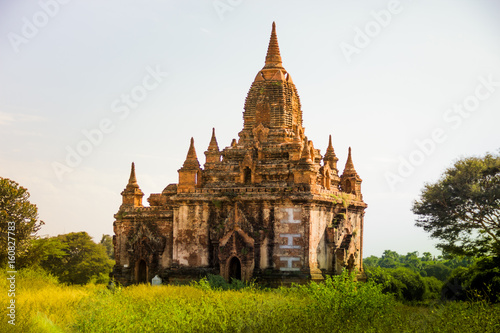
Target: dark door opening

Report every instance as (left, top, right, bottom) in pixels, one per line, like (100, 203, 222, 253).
(244, 167, 251, 184)
(137, 259, 147, 283)
(228, 257, 242, 281)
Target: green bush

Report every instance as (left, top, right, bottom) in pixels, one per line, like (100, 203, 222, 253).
(423, 263, 452, 281)
(443, 256, 500, 302)
(423, 276, 442, 300)
(367, 266, 427, 302)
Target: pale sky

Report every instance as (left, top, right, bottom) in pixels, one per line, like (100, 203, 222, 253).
(1, 0, 499, 258)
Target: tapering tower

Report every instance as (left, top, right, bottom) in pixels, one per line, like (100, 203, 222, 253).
(120, 162, 144, 208)
(204, 128, 221, 166)
(239, 22, 303, 145)
(340, 147, 363, 200)
(178, 137, 202, 191)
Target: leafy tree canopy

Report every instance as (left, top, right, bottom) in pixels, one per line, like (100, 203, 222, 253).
(39, 232, 114, 284)
(412, 152, 500, 257)
(100, 234, 114, 260)
(0, 177, 44, 267)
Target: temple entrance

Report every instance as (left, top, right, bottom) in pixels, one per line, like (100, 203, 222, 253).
(137, 259, 147, 283)
(244, 167, 252, 184)
(228, 257, 242, 281)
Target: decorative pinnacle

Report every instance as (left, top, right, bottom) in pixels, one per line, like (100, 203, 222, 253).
(324, 135, 339, 169)
(301, 136, 313, 163)
(343, 147, 358, 175)
(187, 137, 197, 158)
(182, 137, 200, 169)
(208, 128, 219, 151)
(327, 135, 334, 153)
(128, 162, 138, 187)
(264, 22, 283, 69)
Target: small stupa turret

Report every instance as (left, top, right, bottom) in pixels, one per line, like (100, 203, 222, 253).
(120, 162, 144, 207)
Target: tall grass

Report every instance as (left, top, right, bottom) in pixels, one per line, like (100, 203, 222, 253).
(1, 268, 499, 332)
(1, 268, 94, 333)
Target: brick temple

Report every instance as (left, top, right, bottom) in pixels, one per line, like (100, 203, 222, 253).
(113, 23, 367, 286)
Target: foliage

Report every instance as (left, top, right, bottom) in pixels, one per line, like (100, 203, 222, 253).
(2, 268, 500, 333)
(423, 276, 443, 300)
(442, 256, 500, 303)
(0, 267, 93, 332)
(412, 152, 500, 257)
(363, 249, 482, 302)
(193, 274, 247, 291)
(39, 232, 114, 284)
(365, 249, 473, 279)
(99, 234, 115, 260)
(329, 192, 351, 208)
(293, 270, 396, 329)
(423, 263, 452, 281)
(0, 177, 44, 267)
(366, 266, 427, 302)
(19, 237, 67, 269)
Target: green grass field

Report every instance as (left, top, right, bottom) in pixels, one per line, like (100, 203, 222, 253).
(2, 269, 499, 333)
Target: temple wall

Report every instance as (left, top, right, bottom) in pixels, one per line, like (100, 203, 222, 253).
(173, 204, 210, 267)
(272, 205, 306, 272)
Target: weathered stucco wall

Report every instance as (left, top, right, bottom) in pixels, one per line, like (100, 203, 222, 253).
(173, 204, 210, 267)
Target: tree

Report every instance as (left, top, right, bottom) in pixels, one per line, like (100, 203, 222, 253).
(442, 256, 500, 303)
(40, 232, 114, 284)
(366, 266, 427, 302)
(99, 234, 115, 260)
(363, 255, 380, 268)
(19, 237, 67, 269)
(423, 263, 452, 281)
(421, 252, 433, 262)
(379, 250, 400, 268)
(0, 177, 44, 267)
(412, 152, 500, 257)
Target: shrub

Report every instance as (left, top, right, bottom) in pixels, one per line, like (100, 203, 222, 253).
(367, 266, 427, 302)
(443, 256, 500, 302)
(423, 263, 452, 281)
(423, 276, 442, 300)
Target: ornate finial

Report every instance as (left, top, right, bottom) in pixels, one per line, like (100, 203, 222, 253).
(128, 162, 138, 187)
(264, 22, 283, 69)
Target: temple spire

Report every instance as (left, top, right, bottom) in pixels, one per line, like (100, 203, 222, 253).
(340, 147, 362, 199)
(323, 135, 339, 171)
(121, 162, 143, 207)
(264, 22, 283, 69)
(205, 128, 221, 165)
(182, 137, 200, 169)
(128, 162, 139, 188)
(208, 128, 219, 151)
(342, 147, 358, 176)
(327, 135, 334, 153)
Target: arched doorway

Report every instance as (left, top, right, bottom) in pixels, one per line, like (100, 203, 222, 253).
(137, 259, 148, 283)
(228, 257, 242, 281)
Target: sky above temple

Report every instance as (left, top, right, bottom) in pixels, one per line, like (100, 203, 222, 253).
(1, 0, 499, 257)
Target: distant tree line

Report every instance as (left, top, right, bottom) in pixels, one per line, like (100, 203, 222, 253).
(364, 250, 499, 303)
